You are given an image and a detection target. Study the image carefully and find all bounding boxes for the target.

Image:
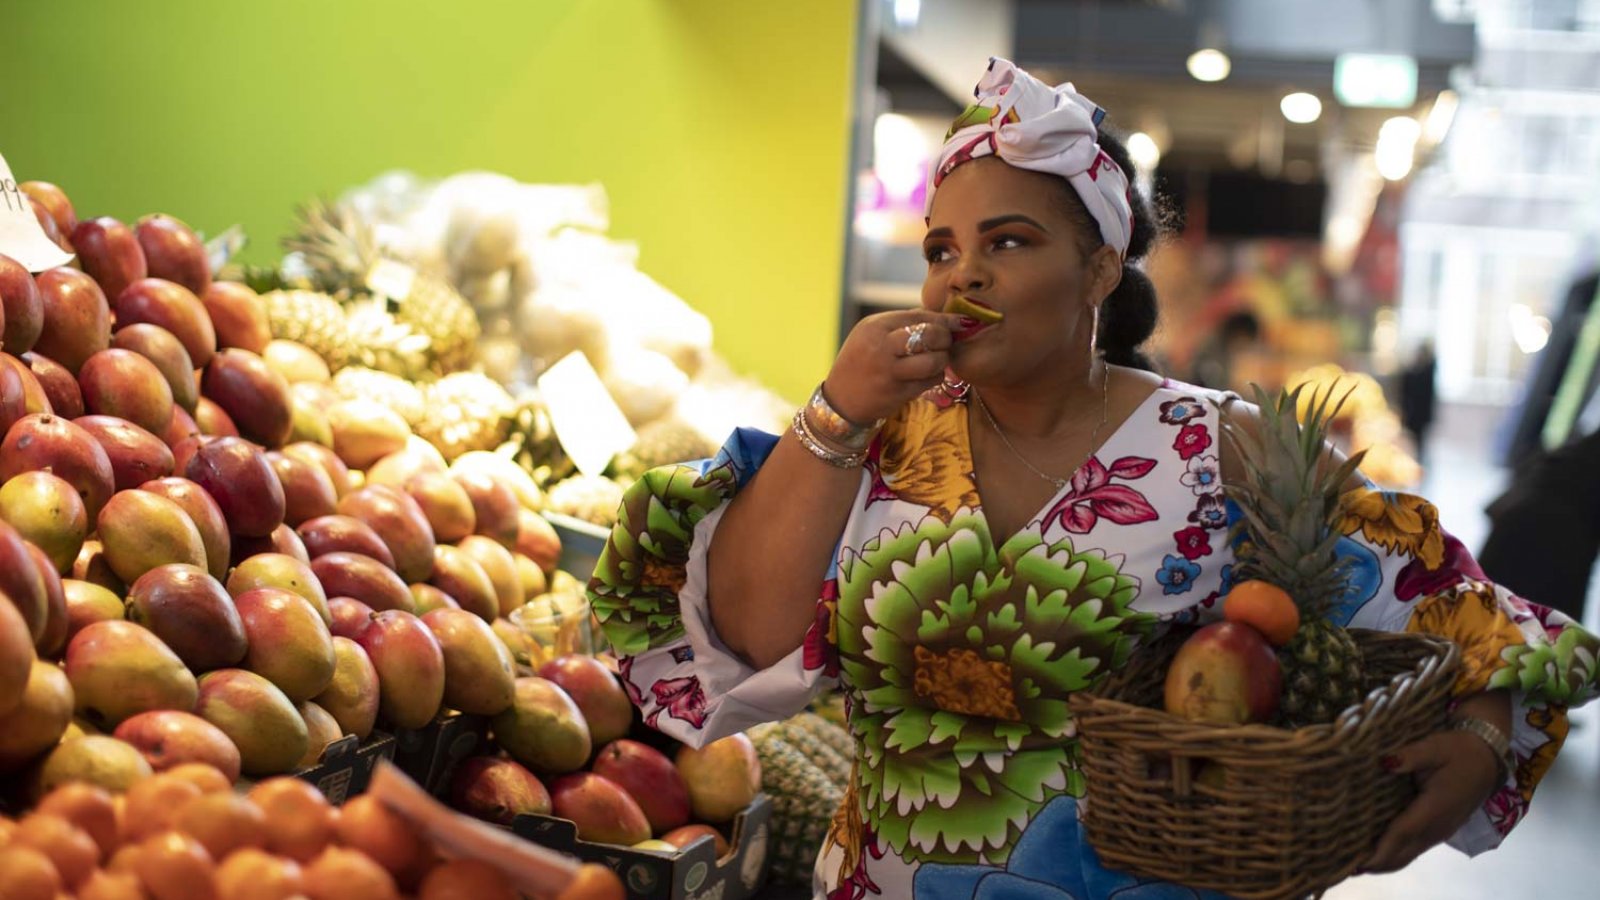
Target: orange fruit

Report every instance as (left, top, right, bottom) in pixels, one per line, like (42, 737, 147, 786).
(78, 868, 149, 900)
(1222, 580, 1300, 647)
(300, 846, 399, 900)
(245, 777, 335, 863)
(11, 812, 101, 888)
(214, 847, 303, 900)
(417, 858, 517, 900)
(0, 844, 64, 900)
(175, 793, 267, 862)
(37, 782, 119, 858)
(163, 762, 233, 795)
(107, 842, 144, 875)
(133, 831, 216, 900)
(333, 794, 427, 885)
(552, 863, 626, 900)
(120, 775, 203, 844)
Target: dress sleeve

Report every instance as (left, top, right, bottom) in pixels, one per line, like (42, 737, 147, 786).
(1328, 487, 1599, 854)
(587, 427, 843, 747)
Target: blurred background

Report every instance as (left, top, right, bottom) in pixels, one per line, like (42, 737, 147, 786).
(4, 2, 1599, 896)
(851, 3, 1600, 895)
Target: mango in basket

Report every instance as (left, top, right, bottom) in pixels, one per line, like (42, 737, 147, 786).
(1163, 622, 1282, 725)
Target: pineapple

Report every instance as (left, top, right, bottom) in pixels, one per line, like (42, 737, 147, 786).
(609, 416, 719, 481)
(749, 726, 845, 885)
(331, 367, 427, 426)
(284, 198, 481, 377)
(1220, 384, 1368, 727)
(545, 475, 627, 528)
(413, 373, 517, 462)
(260, 289, 354, 371)
(341, 298, 435, 382)
(505, 398, 576, 489)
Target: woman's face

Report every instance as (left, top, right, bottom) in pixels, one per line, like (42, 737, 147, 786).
(921, 158, 1120, 387)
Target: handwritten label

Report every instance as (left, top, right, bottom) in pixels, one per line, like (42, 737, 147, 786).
(536, 351, 637, 478)
(0, 150, 73, 272)
(366, 258, 417, 300)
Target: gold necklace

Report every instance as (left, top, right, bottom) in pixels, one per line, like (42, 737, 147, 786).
(973, 363, 1111, 491)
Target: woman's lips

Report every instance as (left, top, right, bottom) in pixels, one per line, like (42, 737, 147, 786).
(954, 317, 993, 341)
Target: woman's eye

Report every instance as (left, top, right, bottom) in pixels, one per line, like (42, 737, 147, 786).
(993, 234, 1026, 250)
(923, 246, 952, 263)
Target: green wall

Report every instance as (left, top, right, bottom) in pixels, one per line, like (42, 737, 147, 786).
(0, 0, 858, 402)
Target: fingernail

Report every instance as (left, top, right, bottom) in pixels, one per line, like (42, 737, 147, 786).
(1380, 755, 1400, 771)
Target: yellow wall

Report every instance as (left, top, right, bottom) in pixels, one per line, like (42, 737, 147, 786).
(0, 0, 858, 402)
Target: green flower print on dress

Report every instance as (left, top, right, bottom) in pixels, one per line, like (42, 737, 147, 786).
(1490, 627, 1600, 707)
(834, 512, 1151, 865)
(590, 462, 739, 656)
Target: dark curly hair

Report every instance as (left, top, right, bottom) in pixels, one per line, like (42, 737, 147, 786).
(1048, 129, 1164, 372)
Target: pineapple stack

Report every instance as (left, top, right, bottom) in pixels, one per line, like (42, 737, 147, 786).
(282, 198, 481, 380)
(1220, 385, 1368, 726)
(749, 713, 855, 885)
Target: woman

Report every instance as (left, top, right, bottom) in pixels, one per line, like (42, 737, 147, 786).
(589, 59, 1597, 898)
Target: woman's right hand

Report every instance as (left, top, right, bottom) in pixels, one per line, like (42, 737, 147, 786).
(822, 311, 967, 426)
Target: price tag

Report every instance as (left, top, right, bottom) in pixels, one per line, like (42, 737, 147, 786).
(536, 351, 637, 478)
(0, 150, 73, 272)
(365, 258, 416, 300)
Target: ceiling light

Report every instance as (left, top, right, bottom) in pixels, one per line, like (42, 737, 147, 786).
(1126, 132, 1162, 173)
(1280, 92, 1322, 124)
(1186, 48, 1231, 83)
(873, 113, 930, 203)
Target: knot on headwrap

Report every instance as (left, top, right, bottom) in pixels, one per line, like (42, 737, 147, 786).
(927, 58, 1135, 259)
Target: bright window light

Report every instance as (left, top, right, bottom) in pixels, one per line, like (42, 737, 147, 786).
(1280, 92, 1323, 124)
(1424, 90, 1458, 144)
(1375, 116, 1421, 180)
(873, 113, 930, 203)
(1186, 48, 1231, 83)
(893, 0, 920, 29)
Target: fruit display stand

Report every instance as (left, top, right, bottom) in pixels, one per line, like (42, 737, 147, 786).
(546, 511, 609, 584)
(293, 730, 397, 804)
(391, 711, 491, 798)
(513, 793, 774, 900)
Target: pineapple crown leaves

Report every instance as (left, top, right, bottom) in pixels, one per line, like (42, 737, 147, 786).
(282, 196, 385, 295)
(1215, 382, 1368, 615)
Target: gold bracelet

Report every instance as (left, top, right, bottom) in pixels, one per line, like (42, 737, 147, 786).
(792, 408, 867, 468)
(1452, 716, 1516, 785)
(807, 383, 882, 452)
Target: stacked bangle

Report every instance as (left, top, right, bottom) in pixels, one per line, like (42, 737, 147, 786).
(793, 407, 868, 468)
(806, 384, 883, 451)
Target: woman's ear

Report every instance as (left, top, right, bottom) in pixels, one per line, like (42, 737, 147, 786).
(1088, 244, 1123, 308)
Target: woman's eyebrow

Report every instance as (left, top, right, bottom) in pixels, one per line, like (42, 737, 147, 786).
(979, 213, 1048, 232)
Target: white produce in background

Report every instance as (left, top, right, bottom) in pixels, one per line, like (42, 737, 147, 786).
(337, 169, 781, 446)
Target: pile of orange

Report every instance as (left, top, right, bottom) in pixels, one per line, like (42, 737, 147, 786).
(0, 763, 622, 900)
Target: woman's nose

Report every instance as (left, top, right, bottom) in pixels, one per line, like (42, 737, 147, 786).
(951, 251, 991, 291)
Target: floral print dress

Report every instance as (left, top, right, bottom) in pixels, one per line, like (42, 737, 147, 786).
(588, 381, 1599, 899)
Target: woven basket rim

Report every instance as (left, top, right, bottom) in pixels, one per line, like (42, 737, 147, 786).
(1067, 630, 1460, 755)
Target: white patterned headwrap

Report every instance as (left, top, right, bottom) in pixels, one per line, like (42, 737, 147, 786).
(926, 58, 1135, 259)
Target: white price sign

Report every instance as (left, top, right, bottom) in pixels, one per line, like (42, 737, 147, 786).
(536, 351, 637, 478)
(0, 150, 73, 272)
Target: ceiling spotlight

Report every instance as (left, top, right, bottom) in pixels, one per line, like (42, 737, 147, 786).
(1126, 132, 1162, 172)
(1186, 48, 1231, 83)
(1280, 92, 1322, 124)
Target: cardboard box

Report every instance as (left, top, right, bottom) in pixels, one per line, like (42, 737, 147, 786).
(512, 794, 773, 900)
(295, 732, 396, 804)
(391, 711, 491, 798)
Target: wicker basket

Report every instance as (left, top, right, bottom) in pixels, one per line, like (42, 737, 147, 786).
(1066, 628, 1460, 900)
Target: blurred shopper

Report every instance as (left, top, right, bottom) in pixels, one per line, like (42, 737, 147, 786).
(1187, 308, 1261, 392)
(1479, 424, 1600, 622)
(587, 59, 1597, 898)
(1399, 341, 1439, 461)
